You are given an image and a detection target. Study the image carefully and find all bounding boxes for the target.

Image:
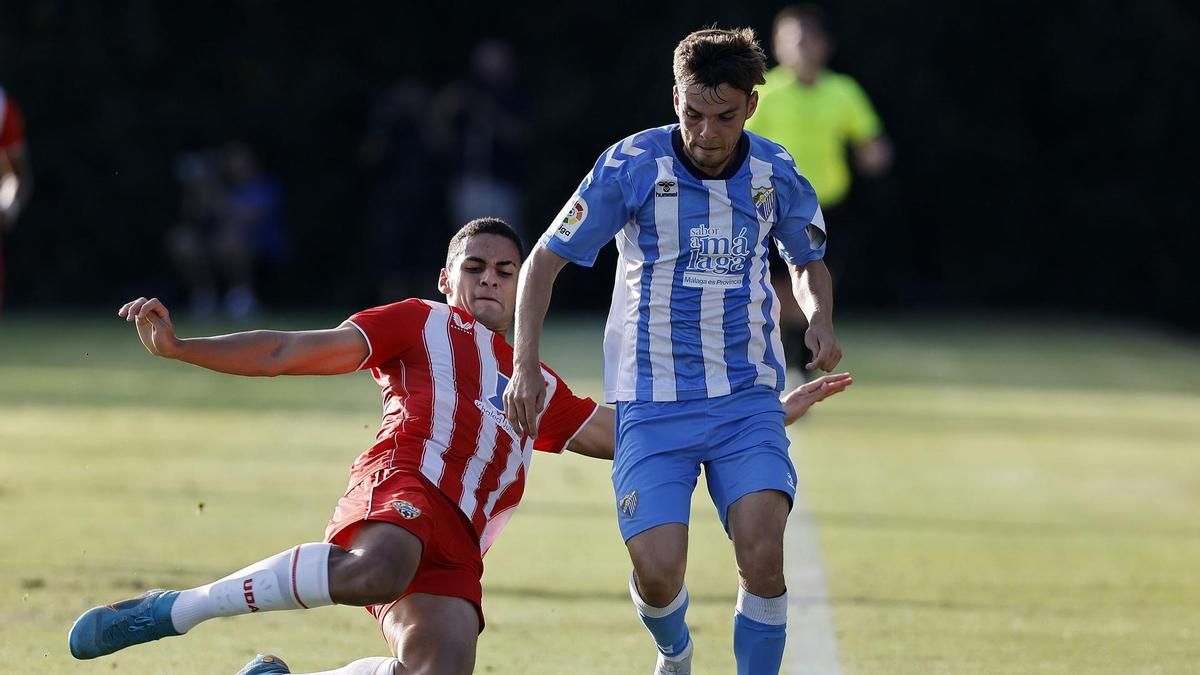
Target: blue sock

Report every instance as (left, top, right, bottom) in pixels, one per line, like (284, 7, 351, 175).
(629, 572, 691, 658)
(733, 587, 787, 675)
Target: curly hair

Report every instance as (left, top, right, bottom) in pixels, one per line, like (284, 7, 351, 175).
(672, 27, 768, 97)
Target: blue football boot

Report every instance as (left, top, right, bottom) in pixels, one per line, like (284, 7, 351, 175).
(68, 589, 182, 659)
(235, 654, 291, 674)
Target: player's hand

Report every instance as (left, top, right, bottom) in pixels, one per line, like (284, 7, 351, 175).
(781, 372, 852, 425)
(503, 361, 546, 439)
(804, 321, 843, 372)
(118, 297, 180, 358)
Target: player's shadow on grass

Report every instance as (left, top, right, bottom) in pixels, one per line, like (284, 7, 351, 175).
(811, 511, 1199, 540)
(485, 584, 737, 605)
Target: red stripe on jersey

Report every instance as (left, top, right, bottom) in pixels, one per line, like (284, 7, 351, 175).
(457, 325, 511, 535)
(436, 313, 484, 506)
(346, 299, 597, 550)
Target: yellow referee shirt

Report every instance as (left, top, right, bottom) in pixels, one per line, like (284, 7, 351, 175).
(747, 66, 882, 206)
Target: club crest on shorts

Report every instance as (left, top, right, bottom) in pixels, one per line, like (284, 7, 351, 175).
(619, 489, 639, 519)
(392, 500, 421, 520)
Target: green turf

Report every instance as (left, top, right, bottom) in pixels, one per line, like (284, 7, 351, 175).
(1, 312, 1198, 674)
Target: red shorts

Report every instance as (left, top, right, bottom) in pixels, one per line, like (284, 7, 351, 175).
(324, 469, 485, 631)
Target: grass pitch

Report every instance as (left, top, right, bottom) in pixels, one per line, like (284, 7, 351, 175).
(1, 312, 1198, 674)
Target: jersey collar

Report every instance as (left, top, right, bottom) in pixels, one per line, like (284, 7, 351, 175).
(670, 127, 750, 181)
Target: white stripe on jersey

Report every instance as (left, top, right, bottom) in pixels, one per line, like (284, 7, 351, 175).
(749, 157, 784, 388)
(420, 310, 456, 484)
(650, 156, 680, 400)
(610, 226, 642, 399)
(483, 366, 559, 519)
(701, 179, 733, 397)
(458, 325, 500, 519)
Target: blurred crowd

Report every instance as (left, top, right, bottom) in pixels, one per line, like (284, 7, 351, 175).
(4, 10, 891, 320)
(164, 38, 531, 317)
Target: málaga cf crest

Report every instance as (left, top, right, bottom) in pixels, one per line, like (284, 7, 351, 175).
(753, 186, 776, 221)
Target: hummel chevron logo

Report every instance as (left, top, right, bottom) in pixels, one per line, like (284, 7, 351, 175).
(619, 137, 645, 156)
(604, 136, 645, 168)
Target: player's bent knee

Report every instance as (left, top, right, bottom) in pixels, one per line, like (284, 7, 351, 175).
(632, 561, 686, 607)
(329, 525, 423, 605)
(734, 536, 786, 594)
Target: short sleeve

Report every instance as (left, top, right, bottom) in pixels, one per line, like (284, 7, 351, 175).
(532, 368, 599, 454)
(0, 97, 26, 151)
(345, 299, 429, 370)
(841, 77, 883, 144)
(539, 143, 633, 267)
(772, 172, 827, 265)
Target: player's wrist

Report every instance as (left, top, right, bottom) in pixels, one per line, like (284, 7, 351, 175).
(158, 335, 185, 359)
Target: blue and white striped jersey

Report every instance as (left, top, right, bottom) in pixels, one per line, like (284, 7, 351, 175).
(541, 124, 826, 403)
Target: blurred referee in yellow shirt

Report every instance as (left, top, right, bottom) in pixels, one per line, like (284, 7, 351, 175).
(747, 4, 891, 381)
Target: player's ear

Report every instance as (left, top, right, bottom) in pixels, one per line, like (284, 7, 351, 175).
(437, 268, 452, 296)
(746, 90, 759, 119)
(672, 85, 681, 114)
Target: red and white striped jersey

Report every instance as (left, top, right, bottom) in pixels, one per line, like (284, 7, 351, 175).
(0, 88, 25, 151)
(346, 299, 598, 553)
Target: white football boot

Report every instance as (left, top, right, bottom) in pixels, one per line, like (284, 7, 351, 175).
(654, 638, 693, 674)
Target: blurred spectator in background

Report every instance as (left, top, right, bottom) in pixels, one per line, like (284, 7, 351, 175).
(0, 85, 32, 308)
(359, 79, 442, 302)
(431, 39, 532, 240)
(167, 141, 284, 319)
(747, 4, 892, 378)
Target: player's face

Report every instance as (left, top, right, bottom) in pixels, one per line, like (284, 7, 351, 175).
(674, 82, 758, 176)
(439, 233, 522, 332)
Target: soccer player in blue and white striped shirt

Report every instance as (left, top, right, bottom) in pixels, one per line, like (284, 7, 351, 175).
(505, 27, 843, 675)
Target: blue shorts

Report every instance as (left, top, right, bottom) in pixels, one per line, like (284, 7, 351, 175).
(612, 385, 796, 542)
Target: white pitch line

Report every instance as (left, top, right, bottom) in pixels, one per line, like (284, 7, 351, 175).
(785, 467, 844, 675)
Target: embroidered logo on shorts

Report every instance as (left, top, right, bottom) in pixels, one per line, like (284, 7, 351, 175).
(619, 490, 639, 519)
(392, 500, 422, 520)
(786, 472, 796, 490)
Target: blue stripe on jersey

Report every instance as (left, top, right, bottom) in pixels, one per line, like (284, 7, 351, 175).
(721, 170, 758, 392)
(542, 125, 820, 402)
(668, 175, 710, 398)
(635, 218, 660, 401)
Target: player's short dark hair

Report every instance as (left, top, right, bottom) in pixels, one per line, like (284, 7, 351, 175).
(672, 27, 767, 98)
(774, 4, 828, 34)
(445, 217, 525, 269)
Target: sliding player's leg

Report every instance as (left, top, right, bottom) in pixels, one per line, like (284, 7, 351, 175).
(232, 593, 478, 675)
(68, 522, 422, 660)
(69, 470, 440, 660)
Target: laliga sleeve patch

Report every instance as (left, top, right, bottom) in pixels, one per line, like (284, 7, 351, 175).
(552, 196, 588, 242)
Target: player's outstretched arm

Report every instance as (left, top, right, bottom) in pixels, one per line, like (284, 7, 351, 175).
(118, 297, 368, 377)
(505, 243, 569, 438)
(781, 372, 852, 425)
(565, 373, 852, 462)
(566, 406, 615, 460)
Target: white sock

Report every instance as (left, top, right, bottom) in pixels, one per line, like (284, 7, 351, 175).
(736, 586, 788, 626)
(170, 543, 333, 633)
(301, 657, 398, 675)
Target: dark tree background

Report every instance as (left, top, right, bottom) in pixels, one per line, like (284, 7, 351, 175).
(1, 0, 1196, 327)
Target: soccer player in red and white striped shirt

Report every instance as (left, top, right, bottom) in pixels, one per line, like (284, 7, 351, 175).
(68, 218, 849, 675)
